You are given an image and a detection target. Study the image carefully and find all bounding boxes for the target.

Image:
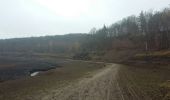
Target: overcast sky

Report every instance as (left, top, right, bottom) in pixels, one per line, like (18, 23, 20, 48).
(0, 0, 169, 39)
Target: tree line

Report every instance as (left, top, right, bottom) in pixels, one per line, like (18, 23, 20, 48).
(0, 7, 169, 55)
(81, 7, 170, 51)
(0, 34, 86, 54)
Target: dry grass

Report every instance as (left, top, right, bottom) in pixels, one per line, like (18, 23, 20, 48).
(89, 50, 139, 63)
(135, 50, 170, 58)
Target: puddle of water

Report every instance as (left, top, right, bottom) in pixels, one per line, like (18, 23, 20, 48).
(30, 72, 39, 77)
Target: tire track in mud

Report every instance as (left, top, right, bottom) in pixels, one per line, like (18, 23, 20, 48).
(117, 66, 152, 100)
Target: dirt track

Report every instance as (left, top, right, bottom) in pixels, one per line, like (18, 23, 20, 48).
(42, 64, 123, 100)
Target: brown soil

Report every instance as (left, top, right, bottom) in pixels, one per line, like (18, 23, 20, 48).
(41, 64, 123, 100)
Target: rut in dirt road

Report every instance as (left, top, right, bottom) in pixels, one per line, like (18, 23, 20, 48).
(44, 64, 123, 100)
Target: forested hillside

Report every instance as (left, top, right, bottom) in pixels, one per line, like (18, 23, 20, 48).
(0, 7, 170, 58)
(0, 34, 86, 53)
(82, 7, 170, 51)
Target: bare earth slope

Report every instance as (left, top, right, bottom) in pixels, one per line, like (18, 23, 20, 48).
(43, 64, 123, 100)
